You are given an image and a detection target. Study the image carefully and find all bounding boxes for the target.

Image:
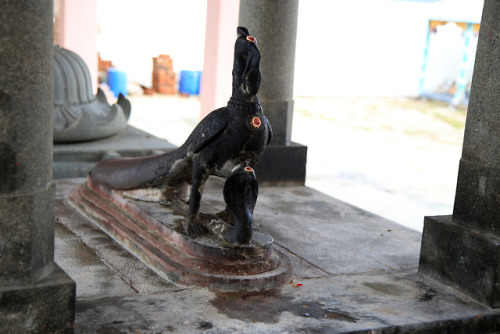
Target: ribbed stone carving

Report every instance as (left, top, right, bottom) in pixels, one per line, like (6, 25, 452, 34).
(53, 45, 131, 143)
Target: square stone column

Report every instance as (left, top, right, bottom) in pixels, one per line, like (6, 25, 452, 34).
(0, 1, 76, 332)
(239, 0, 307, 185)
(419, 0, 500, 308)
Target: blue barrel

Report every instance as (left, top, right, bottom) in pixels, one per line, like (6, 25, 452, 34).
(107, 68, 127, 97)
(179, 70, 202, 95)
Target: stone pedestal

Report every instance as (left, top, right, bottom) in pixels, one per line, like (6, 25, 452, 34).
(420, 216, 500, 307)
(68, 177, 292, 291)
(419, 0, 500, 308)
(257, 142, 307, 186)
(239, 0, 307, 185)
(0, 264, 76, 332)
(0, 1, 75, 331)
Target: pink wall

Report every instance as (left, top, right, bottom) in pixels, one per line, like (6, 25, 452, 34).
(57, 0, 98, 93)
(57, 0, 239, 111)
(199, 0, 240, 119)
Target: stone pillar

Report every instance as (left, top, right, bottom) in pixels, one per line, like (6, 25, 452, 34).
(239, 0, 307, 185)
(0, 1, 75, 332)
(419, 0, 500, 308)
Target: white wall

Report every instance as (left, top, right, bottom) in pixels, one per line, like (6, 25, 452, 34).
(295, 0, 431, 97)
(96, 0, 483, 97)
(294, 0, 482, 97)
(97, 0, 207, 87)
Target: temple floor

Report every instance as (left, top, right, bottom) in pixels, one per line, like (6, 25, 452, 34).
(54, 178, 500, 333)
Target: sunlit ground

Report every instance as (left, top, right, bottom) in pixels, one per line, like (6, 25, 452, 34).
(126, 92, 466, 232)
(293, 97, 465, 232)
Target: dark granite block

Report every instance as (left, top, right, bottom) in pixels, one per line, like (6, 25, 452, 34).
(453, 159, 500, 235)
(0, 184, 55, 286)
(0, 1, 54, 194)
(0, 263, 75, 333)
(261, 99, 294, 146)
(254, 142, 307, 186)
(419, 215, 500, 308)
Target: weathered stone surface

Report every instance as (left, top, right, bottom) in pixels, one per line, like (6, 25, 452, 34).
(255, 142, 307, 186)
(0, 1, 75, 331)
(54, 222, 139, 297)
(420, 215, 500, 307)
(53, 45, 131, 143)
(239, 0, 298, 145)
(454, 158, 500, 235)
(452, 0, 500, 234)
(55, 179, 185, 294)
(239, 0, 307, 185)
(458, 1, 500, 169)
(419, 0, 500, 308)
(0, 264, 75, 333)
(73, 270, 500, 334)
(53, 178, 500, 333)
(0, 185, 55, 286)
(0, 0, 55, 283)
(53, 126, 176, 178)
(0, 2, 53, 193)
(68, 177, 292, 291)
(260, 100, 294, 147)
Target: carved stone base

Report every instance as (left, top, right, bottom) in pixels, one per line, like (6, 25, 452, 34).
(0, 264, 75, 333)
(256, 142, 307, 186)
(419, 215, 500, 308)
(68, 178, 292, 291)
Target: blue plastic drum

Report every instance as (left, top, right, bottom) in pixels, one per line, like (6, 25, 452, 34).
(179, 70, 202, 95)
(107, 68, 127, 97)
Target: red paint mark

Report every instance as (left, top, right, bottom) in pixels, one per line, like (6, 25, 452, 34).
(246, 36, 256, 43)
(251, 116, 261, 128)
(293, 283, 303, 287)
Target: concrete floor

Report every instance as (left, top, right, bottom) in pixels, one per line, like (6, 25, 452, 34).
(52, 93, 494, 333)
(55, 178, 500, 333)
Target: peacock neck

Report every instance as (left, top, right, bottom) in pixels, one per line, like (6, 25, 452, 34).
(228, 97, 261, 112)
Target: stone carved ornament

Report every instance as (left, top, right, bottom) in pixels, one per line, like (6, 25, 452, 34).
(53, 44, 131, 143)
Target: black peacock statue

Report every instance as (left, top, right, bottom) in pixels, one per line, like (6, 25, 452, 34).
(89, 27, 272, 242)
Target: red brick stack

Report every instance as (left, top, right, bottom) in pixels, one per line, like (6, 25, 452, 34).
(152, 55, 177, 94)
(98, 54, 114, 84)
